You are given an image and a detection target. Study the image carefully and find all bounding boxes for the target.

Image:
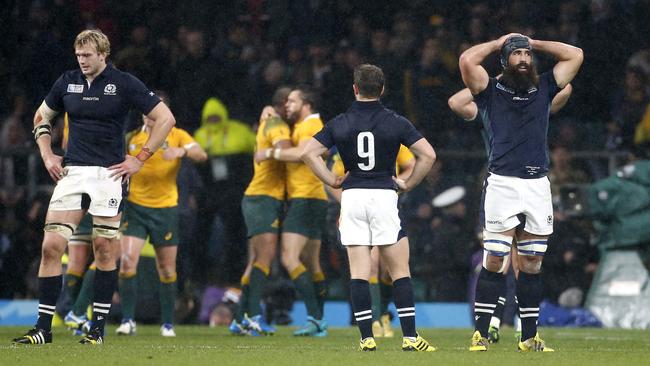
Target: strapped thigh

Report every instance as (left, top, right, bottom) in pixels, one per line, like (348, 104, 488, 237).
(93, 217, 121, 239)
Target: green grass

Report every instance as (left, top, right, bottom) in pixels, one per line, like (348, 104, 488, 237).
(1, 325, 648, 366)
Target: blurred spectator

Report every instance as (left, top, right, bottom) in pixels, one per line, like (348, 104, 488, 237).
(549, 144, 591, 196)
(607, 67, 649, 151)
(113, 25, 161, 85)
(430, 186, 474, 301)
(192, 97, 254, 285)
(543, 219, 599, 306)
(404, 36, 456, 147)
(168, 29, 220, 132)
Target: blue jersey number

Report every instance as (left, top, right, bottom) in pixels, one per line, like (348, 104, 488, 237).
(357, 132, 375, 171)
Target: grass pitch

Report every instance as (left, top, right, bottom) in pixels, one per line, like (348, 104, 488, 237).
(1, 325, 648, 366)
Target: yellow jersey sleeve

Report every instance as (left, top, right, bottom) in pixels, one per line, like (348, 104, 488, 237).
(265, 117, 291, 145)
(396, 145, 415, 167)
(332, 154, 345, 177)
(175, 128, 197, 148)
(297, 118, 324, 143)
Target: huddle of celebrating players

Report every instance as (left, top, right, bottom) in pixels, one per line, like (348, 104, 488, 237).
(13, 28, 582, 353)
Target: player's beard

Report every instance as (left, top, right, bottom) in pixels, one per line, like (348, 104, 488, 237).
(500, 62, 539, 93)
(285, 110, 299, 124)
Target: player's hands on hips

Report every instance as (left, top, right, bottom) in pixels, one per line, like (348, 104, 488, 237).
(393, 177, 409, 192)
(43, 153, 64, 182)
(163, 147, 185, 160)
(331, 172, 349, 189)
(108, 155, 144, 181)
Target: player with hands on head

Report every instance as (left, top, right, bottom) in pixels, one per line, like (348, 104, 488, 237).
(459, 32, 582, 352)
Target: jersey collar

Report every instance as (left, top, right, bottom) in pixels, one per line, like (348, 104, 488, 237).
(351, 100, 382, 110)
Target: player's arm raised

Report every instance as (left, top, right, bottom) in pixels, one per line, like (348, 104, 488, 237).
(109, 102, 176, 180)
(448, 88, 478, 121)
(550, 83, 573, 114)
(301, 138, 346, 188)
(33, 101, 63, 182)
(460, 33, 520, 94)
(530, 38, 583, 89)
(393, 138, 435, 192)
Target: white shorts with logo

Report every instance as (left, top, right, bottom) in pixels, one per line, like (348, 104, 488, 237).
(483, 173, 553, 235)
(49, 166, 124, 217)
(339, 188, 401, 246)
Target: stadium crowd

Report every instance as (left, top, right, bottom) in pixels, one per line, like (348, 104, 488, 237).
(1, 0, 650, 325)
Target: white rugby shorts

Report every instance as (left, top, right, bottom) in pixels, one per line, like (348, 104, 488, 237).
(49, 166, 124, 217)
(339, 188, 401, 246)
(482, 173, 553, 235)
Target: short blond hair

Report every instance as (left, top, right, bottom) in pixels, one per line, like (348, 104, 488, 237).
(74, 29, 111, 55)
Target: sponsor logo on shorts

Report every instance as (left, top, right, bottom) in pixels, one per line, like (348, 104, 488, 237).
(547, 215, 553, 225)
(271, 219, 280, 228)
(108, 198, 118, 208)
(165, 232, 173, 241)
(486, 219, 502, 225)
(104, 84, 117, 95)
(67, 84, 84, 93)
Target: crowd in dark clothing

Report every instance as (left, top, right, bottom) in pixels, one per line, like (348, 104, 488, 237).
(2, 1, 650, 309)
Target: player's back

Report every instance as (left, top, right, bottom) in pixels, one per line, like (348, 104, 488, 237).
(245, 115, 290, 200)
(320, 101, 422, 190)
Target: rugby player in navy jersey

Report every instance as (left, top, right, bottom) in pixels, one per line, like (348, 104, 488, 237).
(459, 34, 583, 352)
(448, 83, 572, 344)
(12, 29, 175, 345)
(301, 64, 436, 352)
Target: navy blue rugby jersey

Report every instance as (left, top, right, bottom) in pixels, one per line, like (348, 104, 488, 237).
(45, 63, 161, 167)
(314, 100, 423, 190)
(474, 72, 560, 178)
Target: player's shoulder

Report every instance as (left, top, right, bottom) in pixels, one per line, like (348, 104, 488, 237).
(57, 69, 83, 84)
(382, 107, 411, 125)
(325, 112, 349, 127)
(109, 65, 144, 85)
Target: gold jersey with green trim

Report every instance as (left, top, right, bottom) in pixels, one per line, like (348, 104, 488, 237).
(286, 114, 327, 200)
(332, 144, 414, 177)
(127, 127, 196, 208)
(245, 114, 291, 200)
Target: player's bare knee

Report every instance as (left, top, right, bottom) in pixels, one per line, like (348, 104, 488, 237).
(484, 255, 505, 272)
(157, 266, 176, 280)
(518, 255, 543, 274)
(119, 253, 137, 273)
(41, 242, 65, 262)
(516, 237, 547, 273)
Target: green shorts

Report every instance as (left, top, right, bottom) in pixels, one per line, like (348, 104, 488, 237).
(283, 198, 328, 240)
(121, 201, 179, 246)
(241, 195, 283, 237)
(69, 214, 93, 245)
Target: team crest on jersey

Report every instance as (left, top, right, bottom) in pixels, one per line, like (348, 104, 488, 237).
(104, 84, 117, 95)
(67, 84, 84, 93)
